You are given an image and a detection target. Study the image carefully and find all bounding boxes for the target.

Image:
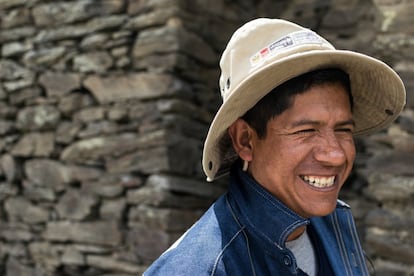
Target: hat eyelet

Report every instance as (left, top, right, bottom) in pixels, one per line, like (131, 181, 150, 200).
(385, 109, 394, 116)
(226, 78, 231, 89)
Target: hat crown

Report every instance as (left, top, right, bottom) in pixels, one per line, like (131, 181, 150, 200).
(219, 18, 334, 102)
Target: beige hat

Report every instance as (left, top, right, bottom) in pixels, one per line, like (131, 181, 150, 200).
(202, 18, 406, 181)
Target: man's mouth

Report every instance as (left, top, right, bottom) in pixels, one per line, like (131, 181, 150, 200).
(300, 175, 335, 188)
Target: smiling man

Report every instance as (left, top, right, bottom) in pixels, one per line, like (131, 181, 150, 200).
(144, 18, 406, 276)
(231, 70, 356, 223)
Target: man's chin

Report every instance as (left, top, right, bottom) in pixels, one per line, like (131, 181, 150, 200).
(302, 203, 337, 218)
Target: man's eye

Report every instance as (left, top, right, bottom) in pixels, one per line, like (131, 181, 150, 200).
(336, 128, 353, 133)
(295, 129, 316, 134)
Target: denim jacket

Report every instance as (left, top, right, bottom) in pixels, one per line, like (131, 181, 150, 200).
(144, 165, 369, 275)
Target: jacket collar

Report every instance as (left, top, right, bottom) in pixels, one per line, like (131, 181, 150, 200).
(228, 163, 309, 248)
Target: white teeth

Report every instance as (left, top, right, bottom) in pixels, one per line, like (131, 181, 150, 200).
(302, 175, 335, 188)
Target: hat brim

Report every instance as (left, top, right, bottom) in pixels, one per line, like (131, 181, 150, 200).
(203, 49, 406, 181)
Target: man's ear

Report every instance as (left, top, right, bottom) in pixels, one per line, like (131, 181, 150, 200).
(228, 118, 254, 161)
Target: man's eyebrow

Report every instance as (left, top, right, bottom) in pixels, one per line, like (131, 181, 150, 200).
(337, 119, 356, 127)
(290, 119, 355, 128)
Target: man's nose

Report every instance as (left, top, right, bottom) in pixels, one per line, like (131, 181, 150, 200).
(313, 133, 347, 166)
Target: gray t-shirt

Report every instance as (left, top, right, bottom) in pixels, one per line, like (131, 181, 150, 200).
(285, 230, 317, 276)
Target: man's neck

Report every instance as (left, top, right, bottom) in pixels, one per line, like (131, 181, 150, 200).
(287, 225, 306, 241)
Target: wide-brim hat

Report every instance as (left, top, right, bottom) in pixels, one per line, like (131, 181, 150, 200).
(202, 18, 406, 182)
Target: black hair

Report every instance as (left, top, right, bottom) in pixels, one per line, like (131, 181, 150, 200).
(241, 68, 352, 138)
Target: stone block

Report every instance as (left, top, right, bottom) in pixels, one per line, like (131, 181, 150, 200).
(365, 207, 412, 231)
(6, 257, 34, 276)
(73, 51, 114, 73)
(128, 205, 202, 232)
(0, 26, 36, 44)
(1, 6, 31, 29)
(22, 185, 56, 202)
(0, 59, 32, 81)
(61, 247, 85, 266)
(132, 25, 216, 65)
(43, 221, 122, 246)
(28, 241, 62, 271)
(8, 86, 42, 105)
(67, 164, 103, 182)
(32, 1, 124, 27)
(82, 181, 124, 198)
(56, 189, 99, 220)
(0, 101, 17, 119)
(24, 159, 71, 191)
(60, 132, 140, 165)
(86, 255, 144, 274)
(16, 105, 61, 131)
(0, 182, 19, 201)
(3, 75, 35, 92)
(372, 258, 414, 276)
(158, 99, 212, 126)
(0, 222, 33, 242)
(55, 121, 82, 144)
(33, 15, 127, 43)
(126, 186, 213, 208)
(374, 0, 414, 33)
(1, 42, 33, 57)
(126, 224, 178, 262)
(73, 244, 113, 254)
(126, 7, 180, 30)
(58, 92, 94, 116)
(73, 107, 105, 123)
(106, 130, 201, 175)
(83, 73, 189, 104)
(5, 197, 49, 223)
(127, 0, 180, 16)
(81, 33, 110, 51)
(34, 26, 83, 43)
(23, 46, 66, 66)
(0, 86, 6, 100)
(106, 146, 169, 174)
(1, 242, 27, 258)
(11, 132, 55, 157)
(365, 172, 414, 201)
(39, 72, 81, 98)
(100, 198, 126, 220)
(145, 173, 225, 198)
(1, 154, 20, 182)
(77, 121, 121, 139)
(366, 227, 414, 264)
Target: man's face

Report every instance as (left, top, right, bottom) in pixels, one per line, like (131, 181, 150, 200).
(248, 84, 355, 218)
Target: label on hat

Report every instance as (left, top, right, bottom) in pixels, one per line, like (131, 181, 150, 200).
(250, 30, 325, 67)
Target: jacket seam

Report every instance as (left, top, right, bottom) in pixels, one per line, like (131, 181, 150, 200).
(331, 212, 352, 276)
(346, 210, 369, 275)
(211, 227, 244, 276)
(223, 196, 257, 276)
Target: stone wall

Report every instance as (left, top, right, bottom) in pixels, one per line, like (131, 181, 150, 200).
(0, 0, 412, 275)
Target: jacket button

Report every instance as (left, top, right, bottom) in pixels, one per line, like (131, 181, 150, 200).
(283, 255, 292, 266)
